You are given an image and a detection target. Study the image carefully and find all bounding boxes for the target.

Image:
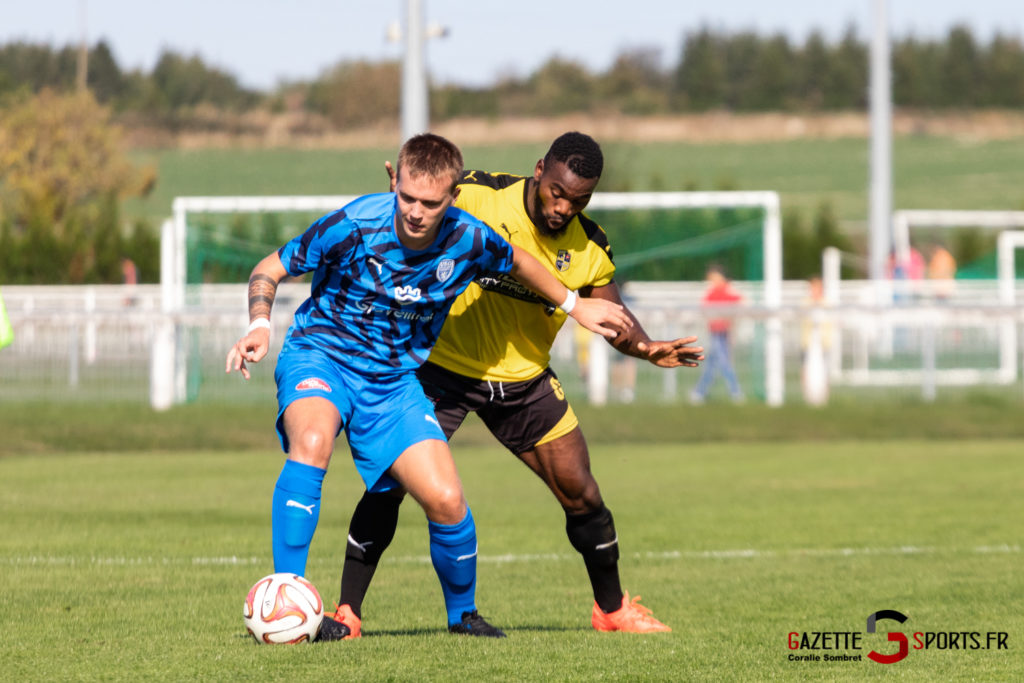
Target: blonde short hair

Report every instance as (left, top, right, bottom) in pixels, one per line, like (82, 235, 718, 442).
(396, 133, 464, 191)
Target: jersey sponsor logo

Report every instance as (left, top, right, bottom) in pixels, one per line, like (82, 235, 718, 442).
(296, 377, 331, 392)
(368, 256, 385, 275)
(436, 258, 455, 282)
(285, 500, 316, 515)
(356, 300, 434, 321)
(556, 249, 572, 272)
(394, 285, 422, 303)
(476, 272, 547, 306)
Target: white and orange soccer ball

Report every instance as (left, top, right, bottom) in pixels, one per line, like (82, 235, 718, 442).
(243, 572, 324, 644)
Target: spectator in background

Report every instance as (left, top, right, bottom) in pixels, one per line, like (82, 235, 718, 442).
(927, 242, 957, 302)
(121, 258, 139, 307)
(690, 265, 744, 404)
(887, 245, 926, 281)
(886, 246, 925, 303)
(801, 275, 831, 406)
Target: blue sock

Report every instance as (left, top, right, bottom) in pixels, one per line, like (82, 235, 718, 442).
(271, 459, 326, 576)
(428, 509, 478, 627)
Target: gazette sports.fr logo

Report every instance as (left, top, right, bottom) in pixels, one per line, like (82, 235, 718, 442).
(787, 610, 1009, 665)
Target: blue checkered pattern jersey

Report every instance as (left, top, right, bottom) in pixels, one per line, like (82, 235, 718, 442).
(277, 192, 515, 377)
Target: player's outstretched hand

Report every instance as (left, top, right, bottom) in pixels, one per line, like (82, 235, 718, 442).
(637, 337, 704, 368)
(571, 297, 633, 339)
(225, 329, 270, 380)
(385, 161, 397, 192)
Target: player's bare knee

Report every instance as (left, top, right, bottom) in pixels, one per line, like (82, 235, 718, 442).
(580, 480, 603, 510)
(422, 487, 466, 525)
(289, 428, 333, 468)
(562, 497, 603, 516)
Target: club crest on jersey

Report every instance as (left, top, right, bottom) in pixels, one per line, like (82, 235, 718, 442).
(436, 258, 455, 282)
(394, 285, 422, 303)
(556, 250, 572, 272)
(296, 378, 331, 392)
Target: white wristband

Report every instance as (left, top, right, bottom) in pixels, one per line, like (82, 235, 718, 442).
(247, 317, 271, 334)
(558, 290, 577, 315)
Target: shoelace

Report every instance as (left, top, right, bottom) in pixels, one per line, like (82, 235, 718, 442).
(624, 595, 655, 618)
(327, 603, 349, 623)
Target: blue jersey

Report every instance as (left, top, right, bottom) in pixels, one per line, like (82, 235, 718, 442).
(277, 192, 515, 377)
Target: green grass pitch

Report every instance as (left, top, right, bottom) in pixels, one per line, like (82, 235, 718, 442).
(2, 437, 1022, 681)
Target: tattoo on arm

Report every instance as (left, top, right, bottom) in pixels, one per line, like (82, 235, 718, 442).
(248, 273, 279, 321)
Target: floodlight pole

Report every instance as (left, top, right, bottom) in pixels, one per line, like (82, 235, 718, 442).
(868, 0, 893, 283)
(401, 0, 428, 141)
(76, 0, 88, 92)
(395, 0, 448, 142)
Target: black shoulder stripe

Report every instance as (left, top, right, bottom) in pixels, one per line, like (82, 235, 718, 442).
(578, 212, 614, 264)
(459, 170, 526, 190)
(312, 208, 347, 239)
(284, 208, 349, 271)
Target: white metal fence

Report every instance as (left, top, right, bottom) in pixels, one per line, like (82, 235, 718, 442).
(2, 281, 1023, 408)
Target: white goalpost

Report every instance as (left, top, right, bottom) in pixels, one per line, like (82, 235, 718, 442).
(161, 195, 361, 314)
(154, 191, 783, 409)
(998, 230, 1024, 387)
(154, 196, 358, 409)
(585, 192, 783, 406)
(894, 209, 1024, 386)
(816, 210, 1024, 399)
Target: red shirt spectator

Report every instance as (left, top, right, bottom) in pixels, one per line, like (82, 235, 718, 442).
(702, 269, 742, 334)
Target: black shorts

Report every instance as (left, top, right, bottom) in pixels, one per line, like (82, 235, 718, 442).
(415, 361, 578, 454)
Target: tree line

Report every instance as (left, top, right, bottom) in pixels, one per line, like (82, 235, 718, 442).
(0, 91, 159, 284)
(1, 25, 1019, 285)
(2, 25, 1023, 131)
(0, 41, 260, 114)
(0, 77, 856, 286)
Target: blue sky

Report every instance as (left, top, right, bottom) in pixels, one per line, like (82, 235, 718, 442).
(2, 1, 1021, 90)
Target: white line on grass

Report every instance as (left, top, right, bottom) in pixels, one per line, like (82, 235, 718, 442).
(4, 544, 1019, 567)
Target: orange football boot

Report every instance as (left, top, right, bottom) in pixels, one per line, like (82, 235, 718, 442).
(591, 592, 671, 633)
(318, 603, 362, 641)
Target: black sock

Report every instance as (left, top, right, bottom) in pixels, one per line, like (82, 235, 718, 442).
(339, 490, 403, 618)
(565, 505, 623, 614)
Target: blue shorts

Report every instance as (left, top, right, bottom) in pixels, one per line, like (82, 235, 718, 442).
(274, 344, 446, 493)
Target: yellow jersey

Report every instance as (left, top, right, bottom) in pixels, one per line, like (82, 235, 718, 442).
(427, 170, 616, 382)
